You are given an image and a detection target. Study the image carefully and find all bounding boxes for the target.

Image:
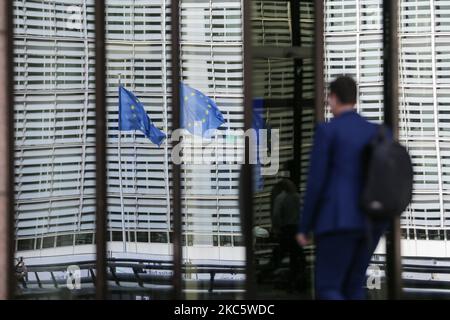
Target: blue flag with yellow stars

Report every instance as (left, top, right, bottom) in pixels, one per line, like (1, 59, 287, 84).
(119, 86, 166, 146)
(180, 83, 225, 138)
(253, 98, 267, 192)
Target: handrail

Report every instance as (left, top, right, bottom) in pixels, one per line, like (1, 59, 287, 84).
(17, 258, 246, 299)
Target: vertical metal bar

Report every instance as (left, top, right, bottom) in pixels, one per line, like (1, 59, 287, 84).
(242, 0, 255, 299)
(0, 0, 15, 300)
(117, 73, 127, 252)
(95, 0, 108, 300)
(309, 0, 325, 301)
(290, 0, 302, 188)
(117, 121, 127, 253)
(117, 76, 127, 253)
(314, 0, 325, 123)
(383, 0, 402, 300)
(170, 0, 183, 300)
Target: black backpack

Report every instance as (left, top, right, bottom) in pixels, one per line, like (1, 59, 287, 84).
(361, 125, 414, 220)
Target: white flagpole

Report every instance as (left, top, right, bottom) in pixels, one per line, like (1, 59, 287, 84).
(118, 74, 127, 253)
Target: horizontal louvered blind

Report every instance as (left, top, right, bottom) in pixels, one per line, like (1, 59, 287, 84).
(324, 0, 450, 241)
(13, 0, 247, 253)
(251, 0, 315, 228)
(398, 0, 450, 240)
(14, 0, 96, 245)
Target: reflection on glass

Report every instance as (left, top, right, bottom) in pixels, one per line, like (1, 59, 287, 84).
(251, 0, 315, 299)
(14, 0, 97, 299)
(323, 0, 388, 299)
(104, 0, 173, 299)
(180, 0, 245, 299)
(396, 0, 450, 299)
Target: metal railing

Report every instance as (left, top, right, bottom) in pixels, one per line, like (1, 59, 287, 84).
(16, 258, 245, 300)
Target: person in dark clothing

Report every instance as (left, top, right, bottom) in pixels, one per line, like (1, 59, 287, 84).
(15, 257, 28, 288)
(297, 76, 388, 300)
(272, 179, 306, 292)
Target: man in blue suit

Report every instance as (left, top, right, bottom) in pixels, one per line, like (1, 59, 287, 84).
(296, 76, 387, 300)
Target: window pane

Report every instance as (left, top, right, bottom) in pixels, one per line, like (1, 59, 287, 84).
(180, 0, 246, 299)
(105, 0, 173, 300)
(251, 0, 315, 299)
(322, 0, 387, 299)
(13, 0, 97, 299)
(398, 0, 450, 299)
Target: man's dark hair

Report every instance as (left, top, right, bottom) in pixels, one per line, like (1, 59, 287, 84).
(328, 75, 357, 105)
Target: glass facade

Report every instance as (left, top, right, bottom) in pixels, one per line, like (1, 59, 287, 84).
(5, 0, 450, 300)
(14, 0, 97, 253)
(398, 0, 450, 248)
(251, 0, 316, 299)
(13, 0, 246, 257)
(12, 0, 247, 299)
(322, 0, 450, 296)
(323, 0, 450, 248)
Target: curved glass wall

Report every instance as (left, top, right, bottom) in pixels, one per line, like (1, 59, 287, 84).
(12, 0, 250, 299)
(179, 0, 246, 299)
(13, 0, 97, 298)
(104, 0, 174, 299)
(398, 0, 450, 298)
(323, 0, 387, 299)
(251, 0, 316, 299)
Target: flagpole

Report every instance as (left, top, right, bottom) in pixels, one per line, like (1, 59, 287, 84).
(118, 74, 127, 253)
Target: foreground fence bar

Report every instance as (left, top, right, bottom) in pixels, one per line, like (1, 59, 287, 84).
(314, 0, 325, 122)
(242, 0, 255, 299)
(383, 0, 402, 300)
(95, 0, 108, 300)
(0, 0, 15, 301)
(170, 0, 183, 300)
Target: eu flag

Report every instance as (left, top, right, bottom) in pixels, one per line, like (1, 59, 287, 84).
(119, 86, 166, 146)
(180, 83, 225, 138)
(253, 98, 267, 192)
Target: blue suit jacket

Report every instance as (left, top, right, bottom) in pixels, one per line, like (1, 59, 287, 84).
(298, 110, 379, 236)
